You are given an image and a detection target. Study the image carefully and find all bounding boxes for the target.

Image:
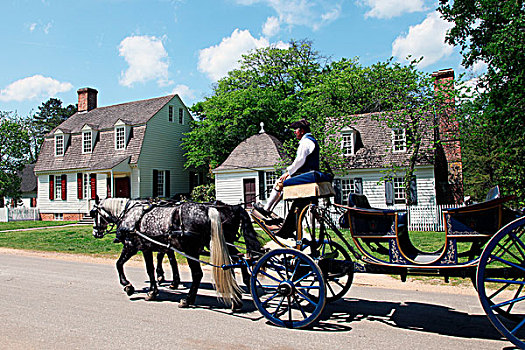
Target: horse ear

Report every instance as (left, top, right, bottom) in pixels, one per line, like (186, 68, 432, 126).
(95, 195, 100, 205)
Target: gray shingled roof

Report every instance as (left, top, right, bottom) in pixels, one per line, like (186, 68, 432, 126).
(214, 132, 286, 171)
(52, 94, 175, 134)
(341, 112, 434, 169)
(35, 94, 174, 173)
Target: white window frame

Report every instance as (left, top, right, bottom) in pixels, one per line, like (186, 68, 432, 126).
(341, 178, 356, 205)
(393, 177, 406, 204)
(341, 130, 355, 156)
(157, 171, 165, 197)
(168, 106, 174, 122)
(392, 128, 406, 153)
(55, 175, 63, 201)
(115, 126, 126, 150)
(83, 173, 90, 200)
(179, 108, 184, 124)
(55, 135, 64, 156)
(83, 131, 92, 154)
(265, 171, 279, 196)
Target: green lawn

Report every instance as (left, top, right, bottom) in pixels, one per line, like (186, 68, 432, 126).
(0, 225, 123, 257)
(0, 221, 77, 231)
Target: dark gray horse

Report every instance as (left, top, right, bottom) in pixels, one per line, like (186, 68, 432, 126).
(91, 198, 262, 308)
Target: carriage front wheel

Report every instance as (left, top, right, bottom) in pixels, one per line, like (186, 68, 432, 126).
(250, 248, 326, 328)
(477, 216, 525, 348)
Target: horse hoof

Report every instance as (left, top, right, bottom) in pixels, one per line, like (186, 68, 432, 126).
(178, 299, 190, 308)
(124, 285, 135, 296)
(232, 300, 243, 312)
(145, 291, 158, 301)
(169, 283, 179, 290)
(157, 275, 165, 284)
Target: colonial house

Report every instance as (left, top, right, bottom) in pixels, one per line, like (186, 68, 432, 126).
(34, 88, 192, 221)
(213, 69, 463, 211)
(213, 124, 288, 215)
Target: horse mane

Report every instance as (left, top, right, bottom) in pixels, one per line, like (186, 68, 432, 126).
(101, 198, 130, 217)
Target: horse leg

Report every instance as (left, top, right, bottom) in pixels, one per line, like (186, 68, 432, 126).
(143, 250, 159, 301)
(156, 252, 166, 284)
(166, 250, 180, 289)
(116, 245, 138, 296)
(179, 251, 202, 308)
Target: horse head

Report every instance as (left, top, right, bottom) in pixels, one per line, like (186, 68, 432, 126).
(91, 197, 123, 238)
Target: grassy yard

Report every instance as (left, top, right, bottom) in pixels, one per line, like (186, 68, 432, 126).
(0, 221, 77, 231)
(0, 224, 123, 258)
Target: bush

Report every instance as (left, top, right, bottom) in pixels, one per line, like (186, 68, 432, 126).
(191, 183, 216, 202)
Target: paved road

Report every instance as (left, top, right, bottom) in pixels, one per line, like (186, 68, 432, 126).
(0, 252, 512, 349)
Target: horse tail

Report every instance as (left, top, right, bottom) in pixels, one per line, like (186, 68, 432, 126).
(209, 207, 242, 306)
(237, 206, 262, 256)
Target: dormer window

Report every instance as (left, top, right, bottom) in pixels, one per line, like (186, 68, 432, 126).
(341, 128, 355, 156)
(83, 131, 92, 153)
(392, 128, 406, 153)
(115, 126, 126, 150)
(55, 134, 64, 156)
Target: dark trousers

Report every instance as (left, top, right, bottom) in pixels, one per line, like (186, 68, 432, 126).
(276, 197, 318, 239)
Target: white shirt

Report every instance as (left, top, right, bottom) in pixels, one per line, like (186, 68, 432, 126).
(287, 133, 316, 176)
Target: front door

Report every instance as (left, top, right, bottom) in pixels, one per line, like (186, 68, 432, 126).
(243, 178, 256, 208)
(115, 177, 131, 198)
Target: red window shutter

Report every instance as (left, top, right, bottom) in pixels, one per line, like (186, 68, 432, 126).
(61, 174, 67, 200)
(49, 175, 54, 200)
(77, 173, 83, 199)
(90, 174, 97, 199)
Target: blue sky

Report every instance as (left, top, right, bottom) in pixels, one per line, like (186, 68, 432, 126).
(1, 0, 484, 117)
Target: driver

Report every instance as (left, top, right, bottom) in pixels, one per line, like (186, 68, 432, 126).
(254, 119, 319, 238)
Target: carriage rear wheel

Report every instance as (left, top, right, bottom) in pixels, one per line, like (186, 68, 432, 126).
(477, 216, 525, 348)
(250, 248, 326, 328)
(298, 205, 354, 303)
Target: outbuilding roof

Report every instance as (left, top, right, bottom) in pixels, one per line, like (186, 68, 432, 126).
(214, 132, 286, 172)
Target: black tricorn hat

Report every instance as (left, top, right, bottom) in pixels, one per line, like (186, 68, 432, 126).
(290, 119, 310, 129)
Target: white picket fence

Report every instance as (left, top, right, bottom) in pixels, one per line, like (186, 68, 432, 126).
(0, 207, 40, 222)
(407, 204, 461, 231)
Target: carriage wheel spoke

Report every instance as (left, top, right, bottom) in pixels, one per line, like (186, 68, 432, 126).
(510, 232, 525, 257)
(259, 269, 283, 284)
(272, 296, 286, 318)
(511, 318, 525, 335)
(267, 257, 287, 280)
(490, 295, 525, 309)
(292, 294, 308, 319)
(490, 255, 525, 273)
(507, 284, 525, 314)
(294, 270, 314, 284)
(295, 287, 317, 305)
(489, 278, 518, 299)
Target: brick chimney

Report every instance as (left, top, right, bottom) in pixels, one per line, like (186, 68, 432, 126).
(77, 88, 98, 112)
(432, 69, 463, 204)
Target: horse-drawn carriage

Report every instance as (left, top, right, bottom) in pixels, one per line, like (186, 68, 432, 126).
(249, 179, 525, 347)
(91, 178, 525, 348)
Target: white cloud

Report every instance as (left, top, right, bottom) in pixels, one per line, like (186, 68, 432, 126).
(29, 23, 37, 32)
(172, 84, 195, 101)
(0, 75, 73, 102)
(471, 60, 488, 74)
(118, 35, 171, 87)
(236, 0, 341, 31)
(263, 16, 280, 37)
(392, 11, 454, 68)
(359, 0, 425, 19)
(198, 29, 288, 81)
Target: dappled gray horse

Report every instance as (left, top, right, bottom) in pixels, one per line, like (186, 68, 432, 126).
(91, 198, 261, 308)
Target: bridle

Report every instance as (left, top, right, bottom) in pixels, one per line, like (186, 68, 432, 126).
(91, 204, 119, 237)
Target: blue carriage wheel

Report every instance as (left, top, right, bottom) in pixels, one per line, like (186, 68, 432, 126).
(298, 204, 354, 303)
(477, 216, 525, 348)
(250, 248, 326, 328)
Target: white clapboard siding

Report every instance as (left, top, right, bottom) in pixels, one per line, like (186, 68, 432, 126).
(138, 95, 191, 198)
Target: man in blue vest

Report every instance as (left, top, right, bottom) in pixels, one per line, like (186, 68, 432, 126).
(255, 118, 319, 238)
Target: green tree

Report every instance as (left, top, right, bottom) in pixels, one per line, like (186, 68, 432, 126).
(29, 98, 76, 161)
(438, 0, 525, 204)
(0, 112, 31, 206)
(184, 40, 324, 172)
